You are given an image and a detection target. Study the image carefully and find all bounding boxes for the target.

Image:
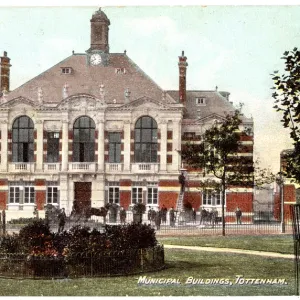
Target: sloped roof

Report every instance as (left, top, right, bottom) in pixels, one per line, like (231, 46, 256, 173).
(167, 90, 252, 123)
(7, 53, 175, 104)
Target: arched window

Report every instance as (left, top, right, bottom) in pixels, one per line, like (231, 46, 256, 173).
(73, 116, 95, 162)
(12, 116, 34, 162)
(134, 116, 157, 163)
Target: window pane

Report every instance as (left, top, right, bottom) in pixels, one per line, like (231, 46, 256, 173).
(134, 117, 157, 163)
(142, 117, 151, 128)
(115, 188, 119, 204)
(135, 130, 140, 142)
(12, 130, 18, 142)
(73, 117, 95, 162)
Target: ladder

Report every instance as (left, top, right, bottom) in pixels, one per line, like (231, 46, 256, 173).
(176, 191, 184, 212)
(175, 191, 185, 225)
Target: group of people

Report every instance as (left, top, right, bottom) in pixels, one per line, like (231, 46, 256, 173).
(55, 204, 243, 233)
(147, 206, 177, 229)
(199, 207, 219, 226)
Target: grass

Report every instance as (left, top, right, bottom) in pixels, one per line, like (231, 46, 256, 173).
(0, 248, 295, 296)
(158, 234, 294, 254)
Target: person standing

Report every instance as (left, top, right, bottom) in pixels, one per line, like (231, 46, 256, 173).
(161, 205, 167, 223)
(169, 207, 175, 227)
(58, 208, 67, 233)
(178, 171, 186, 193)
(119, 206, 127, 224)
(235, 207, 242, 225)
(155, 209, 162, 230)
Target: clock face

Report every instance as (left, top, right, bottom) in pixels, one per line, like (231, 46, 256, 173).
(90, 53, 102, 65)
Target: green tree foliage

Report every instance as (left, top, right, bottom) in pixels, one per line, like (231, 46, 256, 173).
(181, 109, 254, 236)
(272, 48, 300, 182)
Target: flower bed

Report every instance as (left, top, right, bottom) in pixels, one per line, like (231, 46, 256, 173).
(0, 220, 165, 279)
(0, 246, 164, 279)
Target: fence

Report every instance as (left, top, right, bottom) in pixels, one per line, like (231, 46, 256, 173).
(291, 204, 300, 295)
(0, 245, 165, 279)
(23, 210, 292, 236)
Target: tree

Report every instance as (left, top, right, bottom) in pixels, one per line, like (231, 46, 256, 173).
(272, 48, 300, 182)
(181, 109, 254, 236)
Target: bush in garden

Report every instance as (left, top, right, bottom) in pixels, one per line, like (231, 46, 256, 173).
(18, 219, 52, 251)
(0, 220, 162, 277)
(0, 234, 21, 253)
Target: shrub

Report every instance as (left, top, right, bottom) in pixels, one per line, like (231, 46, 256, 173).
(18, 219, 51, 251)
(0, 234, 21, 253)
(0, 220, 162, 277)
(132, 203, 146, 214)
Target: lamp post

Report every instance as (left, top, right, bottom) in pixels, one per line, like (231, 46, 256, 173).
(278, 171, 285, 233)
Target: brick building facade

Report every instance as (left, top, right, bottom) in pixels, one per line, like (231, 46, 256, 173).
(0, 8, 254, 221)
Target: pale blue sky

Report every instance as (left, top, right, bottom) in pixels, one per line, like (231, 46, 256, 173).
(0, 5, 297, 171)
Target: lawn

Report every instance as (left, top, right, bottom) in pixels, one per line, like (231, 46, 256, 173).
(158, 234, 294, 254)
(0, 247, 295, 296)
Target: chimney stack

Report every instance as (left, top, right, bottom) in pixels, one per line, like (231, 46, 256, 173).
(178, 50, 188, 104)
(0, 51, 11, 93)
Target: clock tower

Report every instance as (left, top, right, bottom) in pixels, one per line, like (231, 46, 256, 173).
(89, 8, 110, 53)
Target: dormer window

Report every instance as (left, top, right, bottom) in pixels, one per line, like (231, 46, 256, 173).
(61, 67, 73, 75)
(196, 97, 206, 105)
(115, 68, 126, 74)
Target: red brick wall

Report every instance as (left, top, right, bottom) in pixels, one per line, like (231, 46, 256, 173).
(159, 180, 180, 188)
(284, 184, 296, 203)
(159, 192, 177, 209)
(183, 192, 201, 209)
(0, 179, 7, 210)
(285, 204, 292, 221)
(226, 192, 253, 212)
(0, 191, 7, 210)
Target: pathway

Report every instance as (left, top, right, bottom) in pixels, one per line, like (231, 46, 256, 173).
(164, 244, 294, 259)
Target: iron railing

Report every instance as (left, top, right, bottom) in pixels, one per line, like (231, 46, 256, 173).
(0, 245, 164, 279)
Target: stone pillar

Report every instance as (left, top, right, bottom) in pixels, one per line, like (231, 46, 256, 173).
(35, 120, 44, 171)
(61, 120, 69, 171)
(0, 120, 8, 171)
(159, 120, 167, 171)
(172, 120, 181, 171)
(59, 175, 69, 212)
(97, 120, 104, 171)
(123, 120, 131, 171)
(92, 174, 105, 208)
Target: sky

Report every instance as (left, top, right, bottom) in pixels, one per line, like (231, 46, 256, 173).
(0, 3, 297, 172)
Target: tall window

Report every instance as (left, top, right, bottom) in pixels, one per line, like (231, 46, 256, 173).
(203, 190, 222, 206)
(9, 187, 20, 203)
(134, 116, 157, 162)
(47, 187, 58, 204)
(147, 182, 158, 205)
(47, 132, 60, 163)
(12, 116, 34, 162)
(24, 187, 35, 204)
(132, 187, 143, 204)
(9, 183, 35, 204)
(73, 116, 95, 162)
(108, 132, 121, 163)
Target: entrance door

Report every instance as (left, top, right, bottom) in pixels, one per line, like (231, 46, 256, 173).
(74, 182, 92, 213)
